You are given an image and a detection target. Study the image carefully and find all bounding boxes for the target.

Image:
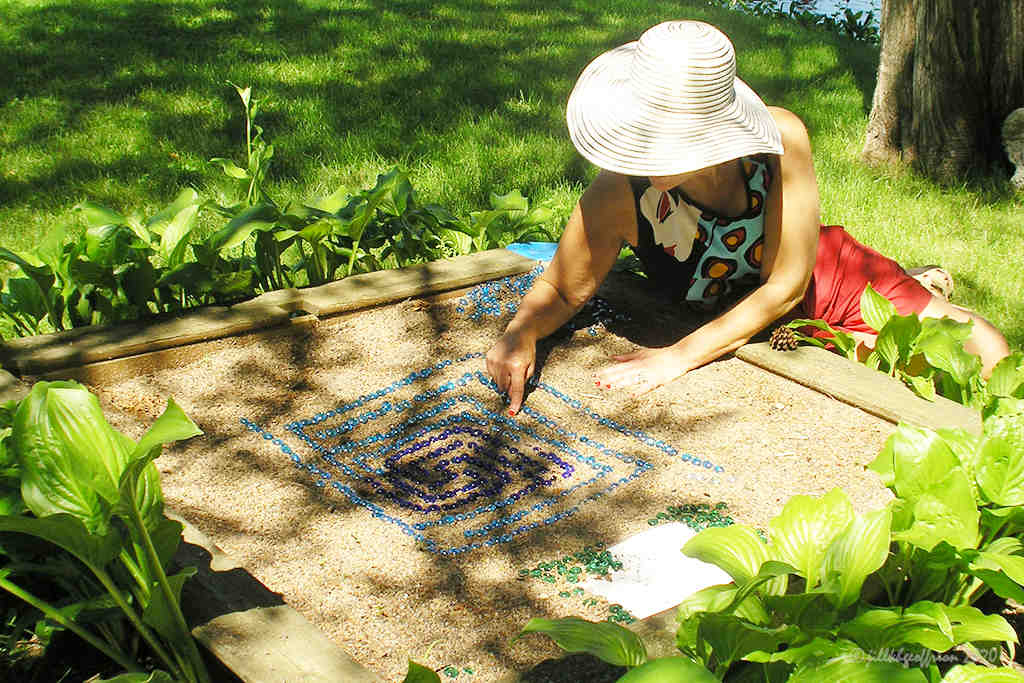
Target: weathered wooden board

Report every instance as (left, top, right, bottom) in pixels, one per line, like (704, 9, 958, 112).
(295, 248, 537, 316)
(735, 342, 981, 434)
(0, 249, 538, 376)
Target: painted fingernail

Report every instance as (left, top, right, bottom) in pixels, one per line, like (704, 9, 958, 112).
(595, 380, 601, 386)
(604, 383, 611, 389)
(508, 410, 516, 416)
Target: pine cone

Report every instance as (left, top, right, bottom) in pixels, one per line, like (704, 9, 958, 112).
(769, 326, 800, 351)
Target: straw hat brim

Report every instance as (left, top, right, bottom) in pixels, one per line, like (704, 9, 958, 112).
(566, 42, 784, 177)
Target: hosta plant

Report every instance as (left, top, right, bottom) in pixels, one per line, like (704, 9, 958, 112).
(782, 284, 1024, 407)
(0, 381, 209, 682)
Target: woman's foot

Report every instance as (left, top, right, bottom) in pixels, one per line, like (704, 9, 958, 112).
(907, 265, 954, 301)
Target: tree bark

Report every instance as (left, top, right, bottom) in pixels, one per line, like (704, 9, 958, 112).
(862, 0, 917, 166)
(862, 0, 1024, 183)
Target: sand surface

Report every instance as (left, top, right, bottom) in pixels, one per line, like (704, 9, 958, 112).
(85, 270, 896, 682)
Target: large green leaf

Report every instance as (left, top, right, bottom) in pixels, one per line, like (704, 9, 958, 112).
(84, 223, 136, 266)
(892, 468, 980, 551)
(7, 277, 48, 322)
(769, 489, 853, 589)
(0, 247, 57, 313)
(616, 656, 717, 682)
(12, 382, 129, 531)
(840, 603, 955, 653)
(205, 203, 281, 253)
(936, 428, 983, 484)
(788, 656, 929, 683)
(677, 584, 770, 625)
(146, 189, 202, 267)
(517, 617, 646, 667)
(697, 613, 799, 670)
(0, 513, 121, 569)
(945, 605, 1017, 648)
(75, 201, 129, 230)
(682, 525, 778, 589)
(676, 584, 769, 655)
(942, 665, 1024, 682)
(874, 314, 922, 372)
(821, 507, 893, 608)
(986, 352, 1024, 399)
(975, 429, 1024, 506)
(401, 661, 441, 683)
(745, 637, 865, 666)
(860, 283, 897, 333)
(917, 323, 982, 388)
(128, 398, 203, 466)
(968, 539, 1024, 602)
(871, 425, 960, 501)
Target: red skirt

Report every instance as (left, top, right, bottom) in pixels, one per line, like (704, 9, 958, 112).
(800, 225, 933, 335)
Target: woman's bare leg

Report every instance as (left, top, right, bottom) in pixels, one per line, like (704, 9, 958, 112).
(919, 296, 1011, 378)
(849, 295, 1009, 378)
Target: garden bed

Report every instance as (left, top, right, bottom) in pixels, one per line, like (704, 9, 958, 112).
(3, 250, 982, 681)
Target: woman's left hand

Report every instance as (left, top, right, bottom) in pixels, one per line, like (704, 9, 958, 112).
(593, 346, 688, 395)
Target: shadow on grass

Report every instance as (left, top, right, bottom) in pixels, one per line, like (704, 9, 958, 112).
(1, 0, 882, 216)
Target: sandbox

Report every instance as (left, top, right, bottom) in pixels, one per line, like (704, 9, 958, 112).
(4, 250, 978, 682)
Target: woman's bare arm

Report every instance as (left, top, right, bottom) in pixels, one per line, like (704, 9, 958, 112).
(486, 170, 636, 411)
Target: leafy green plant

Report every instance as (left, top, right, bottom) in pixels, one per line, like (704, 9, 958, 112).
(464, 189, 558, 253)
(782, 283, 1000, 405)
(0, 381, 210, 682)
(210, 83, 275, 208)
(670, 405, 1024, 680)
(514, 616, 718, 682)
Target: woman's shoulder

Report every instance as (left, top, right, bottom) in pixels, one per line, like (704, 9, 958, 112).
(767, 106, 812, 152)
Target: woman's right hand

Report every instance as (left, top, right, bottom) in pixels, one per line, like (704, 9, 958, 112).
(485, 329, 537, 416)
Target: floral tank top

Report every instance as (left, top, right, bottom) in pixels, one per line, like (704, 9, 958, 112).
(628, 156, 772, 310)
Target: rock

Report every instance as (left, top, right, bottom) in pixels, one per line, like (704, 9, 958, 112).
(1002, 107, 1024, 189)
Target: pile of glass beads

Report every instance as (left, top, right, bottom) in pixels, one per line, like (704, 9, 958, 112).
(518, 543, 636, 623)
(555, 295, 631, 338)
(440, 665, 475, 679)
(646, 501, 733, 529)
(453, 267, 630, 337)
(518, 543, 624, 584)
(454, 267, 542, 321)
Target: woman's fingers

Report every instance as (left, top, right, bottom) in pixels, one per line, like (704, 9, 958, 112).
(506, 360, 532, 416)
(594, 347, 685, 393)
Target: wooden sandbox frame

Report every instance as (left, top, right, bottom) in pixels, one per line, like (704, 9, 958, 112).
(0, 249, 980, 682)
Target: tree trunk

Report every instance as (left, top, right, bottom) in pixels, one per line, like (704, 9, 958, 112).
(862, 0, 917, 166)
(862, 0, 1024, 183)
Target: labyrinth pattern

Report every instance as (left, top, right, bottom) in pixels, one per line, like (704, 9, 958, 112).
(242, 352, 722, 555)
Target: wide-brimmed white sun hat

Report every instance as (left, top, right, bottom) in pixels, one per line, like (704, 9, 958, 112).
(566, 21, 784, 176)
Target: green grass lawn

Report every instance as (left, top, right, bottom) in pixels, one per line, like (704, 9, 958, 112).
(1, 0, 1021, 346)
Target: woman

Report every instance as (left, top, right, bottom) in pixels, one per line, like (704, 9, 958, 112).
(486, 20, 1009, 415)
